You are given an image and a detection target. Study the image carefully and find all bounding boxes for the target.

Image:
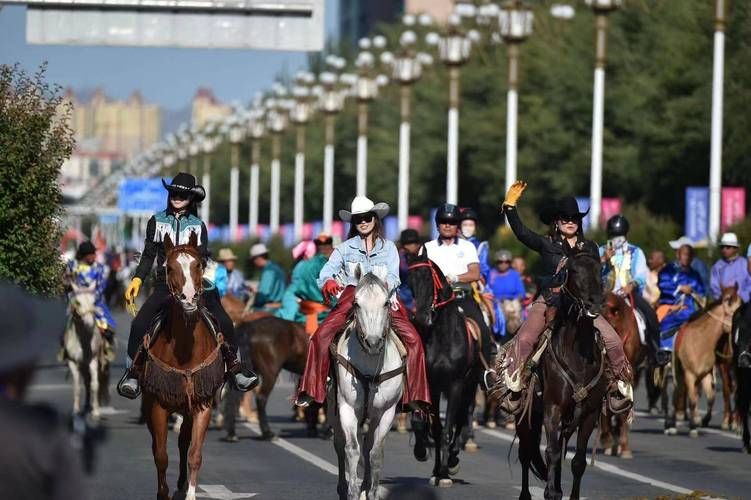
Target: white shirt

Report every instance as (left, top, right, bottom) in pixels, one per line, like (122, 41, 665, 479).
(425, 237, 479, 278)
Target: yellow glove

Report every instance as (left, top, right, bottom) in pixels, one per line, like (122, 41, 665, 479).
(125, 277, 142, 317)
(503, 180, 527, 207)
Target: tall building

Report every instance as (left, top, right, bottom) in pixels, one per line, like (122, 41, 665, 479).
(405, 0, 454, 24)
(191, 88, 233, 128)
(339, 0, 404, 46)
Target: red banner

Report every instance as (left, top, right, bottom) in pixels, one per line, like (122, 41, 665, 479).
(600, 197, 623, 225)
(721, 187, 746, 231)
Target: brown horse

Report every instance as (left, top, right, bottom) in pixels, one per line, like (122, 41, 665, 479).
(221, 293, 272, 325)
(672, 284, 741, 437)
(142, 233, 226, 500)
(599, 293, 642, 459)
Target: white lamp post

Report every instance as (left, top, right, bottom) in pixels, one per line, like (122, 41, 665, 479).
(266, 97, 288, 234)
(227, 117, 245, 242)
(498, 0, 534, 194)
(199, 131, 217, 224)
(429, 14, 473, 205)
(247, 108, 266, 237)
(585, 0, 622, 230)
(709, 0, 726, 244)
(318, 70, 346, 233)
(290, 72, 316, 241)
(353, 39, 381, 197)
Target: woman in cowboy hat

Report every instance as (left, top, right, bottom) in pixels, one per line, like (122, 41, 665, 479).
(295, 196, 431, 413)
(118, 172, 258, 398)
(493, 181, 633, 414)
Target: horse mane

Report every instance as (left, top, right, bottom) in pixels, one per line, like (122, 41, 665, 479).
(357, 272, 388, 293)
(688, 299, 722, 323)
(406, 251, 453, 303)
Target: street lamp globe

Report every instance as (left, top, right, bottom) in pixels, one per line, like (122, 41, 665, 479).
(585, 0, 623, 13)
(291, 85, 313, 125)
(439, 29, 472, 66)
(499, 0, 534, 43)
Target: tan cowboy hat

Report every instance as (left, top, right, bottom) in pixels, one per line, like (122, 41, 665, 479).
(216, 248, 238, 262)
(339, 196, 389, 222)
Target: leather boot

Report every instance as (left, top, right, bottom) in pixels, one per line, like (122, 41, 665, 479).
(222, 344, 259, 392)
(606, 362, 634, 415)
(117, 347, 145, 399)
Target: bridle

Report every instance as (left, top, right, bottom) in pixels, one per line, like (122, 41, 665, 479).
(408, 260, 455, 311)
(165, 245, 204, 312)
(558, 254, 601, 319)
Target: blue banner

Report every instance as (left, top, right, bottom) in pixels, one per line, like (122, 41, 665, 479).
(685, 187, 709, 242)
(118, 178, 165, 215)
(575, 197, 591, 234)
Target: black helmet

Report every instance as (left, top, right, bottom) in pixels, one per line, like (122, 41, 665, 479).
(75, 241, 97, 260)
(434, 203, 461, 225)
(460, 207, 479, 222)
(606, 215, 630, 238)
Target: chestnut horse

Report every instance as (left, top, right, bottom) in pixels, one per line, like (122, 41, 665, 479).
(671, 285, 741, 437)
(599, 293, 642, 459)
(142, 233, 226, 500)
(221, 292, 272, 325)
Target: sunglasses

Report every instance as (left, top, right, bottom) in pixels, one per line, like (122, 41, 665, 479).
(497, 260, 511, 264)
(170, 192, 190, 201)
(437, 219, 459, 226)
(558, 217, 579, 224)
(352, 213, 375, 225)
(720, 245, 736, 249)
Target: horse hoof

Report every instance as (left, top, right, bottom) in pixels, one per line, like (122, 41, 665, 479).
(603, 448, 613, 456)
(261, 431, 276, 441)
(664, 427, 677, 436)
(620, 449, 633, 459)
(429, 476, 438, 486)
(485, 420, 496, 429)
(448, 464, 460, 476)
(649, 407, 660, 416)
(438, 478, 453, 488)
(464, 439, 478, 453)
(472, 420, 479, 430)
(721, 421, 730, 430)
(504, 421, 516, 431)
(689, 429, 699, 438)
(396, 423, 407, 434)
(676, 411, 686, 421)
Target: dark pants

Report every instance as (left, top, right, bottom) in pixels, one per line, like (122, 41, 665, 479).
(631, 292, 661, 358)
(127, 282, 236, 359)
(456, 295, 496, 364)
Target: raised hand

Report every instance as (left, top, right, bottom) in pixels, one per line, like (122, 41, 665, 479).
(503, 180, 528, 208)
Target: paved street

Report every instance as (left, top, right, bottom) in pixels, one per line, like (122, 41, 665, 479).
(30, 310, 748, 500)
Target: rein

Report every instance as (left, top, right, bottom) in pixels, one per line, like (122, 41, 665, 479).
(408, 261, 455, 310)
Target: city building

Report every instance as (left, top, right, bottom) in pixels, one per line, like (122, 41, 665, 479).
(191, 87, 233, 128)
(405, 0, 453, 24)
(339, 0, 404, 46)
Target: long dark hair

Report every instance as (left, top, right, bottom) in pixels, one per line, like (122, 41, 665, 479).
(166, 193, 200, 218)
(347, 213, 386, 242)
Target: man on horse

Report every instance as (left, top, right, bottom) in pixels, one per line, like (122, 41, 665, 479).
(487, 250, 525, 337)
(460, 207, 491, 282)
(492, 182, 633, 414)
(63, 240, 116, 358)
(248, 243, 286, 311)
(216, 248, 248, 301)
(295, 196, 431, 414)
(118, 173, 258, 398)
(711, 232, 750, 302)
(656, 243, 706, 353)
(600, 215, 666, 366)
(276, 233, 334, 329)
(424, 203, 498, 387)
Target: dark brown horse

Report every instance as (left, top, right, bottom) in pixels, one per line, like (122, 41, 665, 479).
(141, 233, 226, 500)
(599, 292, 642, 459)
(513, 252, 607, 500)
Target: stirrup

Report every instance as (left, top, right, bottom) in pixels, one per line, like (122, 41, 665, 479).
(482, 369, 499, 392)
(117, 372, 140, 400)
(295, 393, 315, 408)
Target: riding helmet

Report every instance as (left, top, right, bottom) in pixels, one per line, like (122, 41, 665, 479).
(434, 203, 461, 225)
(460, 207, 479, 222)
(606, 215, 630, 238)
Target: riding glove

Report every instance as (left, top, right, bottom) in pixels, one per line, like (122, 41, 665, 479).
(125, 277, 142, 316)
(502, 180, 527, 208)
(322, 279, 342, 305)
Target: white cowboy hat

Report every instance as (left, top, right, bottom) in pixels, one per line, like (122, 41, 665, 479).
(719, 232, 740, 247)
(668, 236, 695, 250)
(249, 243, 269, 259)
(339, 196, 390, 222)
(216, 248, 238, 261)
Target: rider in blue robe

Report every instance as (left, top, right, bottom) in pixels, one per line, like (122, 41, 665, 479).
(65, 241, 116, 334)
(657, 244, 706, 351)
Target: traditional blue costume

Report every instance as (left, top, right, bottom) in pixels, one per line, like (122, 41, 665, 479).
(66, 258, 116, 332)
(657, 262, 706, 350)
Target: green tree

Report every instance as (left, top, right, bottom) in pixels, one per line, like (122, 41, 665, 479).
(0, 64, 74, 296)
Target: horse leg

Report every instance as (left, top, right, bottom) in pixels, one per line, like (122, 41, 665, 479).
(185, 407, 212, 500)
(740, 383, 751, 453)
(462, 393, 478, 452)
(430, 402, 443, 485)
(177, 413, 193, 492)
(145, 396, 170, 500)
(684, 371, 699, 437)
(599, 413, 614, 455)
(701, 372, 716, 428)
(333, 415, 347, 499)
(618, 412, 633, 459)
(544, 406, 563, 500)
(88, 357, 100, 419)
(338, 403, 361, 500)
(570, 412, 597, 500)
(718, 362, 733, 430)
(664, 370, 677, 435)
(437, 382, 463, 487)
(68, 360, 81, 415)
(99, 358, 111, 407)
(256, 367, 279, 440)
(646, 363, 661, 414)
(516, 414, 534, 500)
(366, 405, 395, 500)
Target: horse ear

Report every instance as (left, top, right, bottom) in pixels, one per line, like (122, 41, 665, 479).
(354, 263, 362, 281)
(188, 231, 198, 248)
(164, 233, 174, 252)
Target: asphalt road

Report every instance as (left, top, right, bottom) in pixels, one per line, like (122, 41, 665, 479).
(29, 310, 748, 500)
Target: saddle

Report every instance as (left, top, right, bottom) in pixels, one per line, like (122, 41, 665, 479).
(299, 300, 329, 336)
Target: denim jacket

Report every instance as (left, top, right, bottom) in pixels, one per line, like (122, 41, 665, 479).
(317, 236, 400, 292)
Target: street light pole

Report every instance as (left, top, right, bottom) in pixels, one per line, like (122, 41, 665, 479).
(498, 0, 534, 194)
(291, 72, 315, 241)
(199, 134, 215, 224)
(318, 71, 346, 234)
(228, 118, 245, 242)
(586, 0, 621, 230)
(266, 98, 288, 234)
(709, 0, 726, 244)
(247, 109, 265, 237)
(354, 40, 380, 197)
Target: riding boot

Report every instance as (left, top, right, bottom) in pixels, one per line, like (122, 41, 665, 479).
(411, 410, 429, 462)
(117, 346, 145, 399)
(221, 343, 259, 392)
(605, 362, 634, 415)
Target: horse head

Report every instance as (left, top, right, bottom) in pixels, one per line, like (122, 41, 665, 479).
(163, 232, 204, 317)
(353, 264, 391, 355)
(561, 251, 604, 319)
(69, 281, 98, 330)
(720, 284, 742, 335)
(406, 246, 452, 329)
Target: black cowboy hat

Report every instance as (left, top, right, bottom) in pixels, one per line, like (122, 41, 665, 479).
(539, 196, 590, 225)
(75, 240, 97, 260)
(162, 172, 206, 202)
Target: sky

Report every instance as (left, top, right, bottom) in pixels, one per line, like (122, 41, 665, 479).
(0, 0, 339, 111)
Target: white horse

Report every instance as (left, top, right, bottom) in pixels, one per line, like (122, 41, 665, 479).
(64, 282, 106, 419)
(332, 267, 405, 500)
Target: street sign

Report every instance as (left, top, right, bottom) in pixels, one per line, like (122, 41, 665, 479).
(685, 187, 709, 243)
(117, 177, 165, 215)
(22, 0, 324, 50)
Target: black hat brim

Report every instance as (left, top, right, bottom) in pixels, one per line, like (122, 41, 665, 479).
(539, 203, 589, 225)
(162, 178, 206, 203)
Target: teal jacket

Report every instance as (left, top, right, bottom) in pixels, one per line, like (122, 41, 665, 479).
(276, 254, 329, 323)
(254, 261, 286, 307)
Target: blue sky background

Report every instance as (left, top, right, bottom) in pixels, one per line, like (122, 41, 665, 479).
(0, 1, 338, 111)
